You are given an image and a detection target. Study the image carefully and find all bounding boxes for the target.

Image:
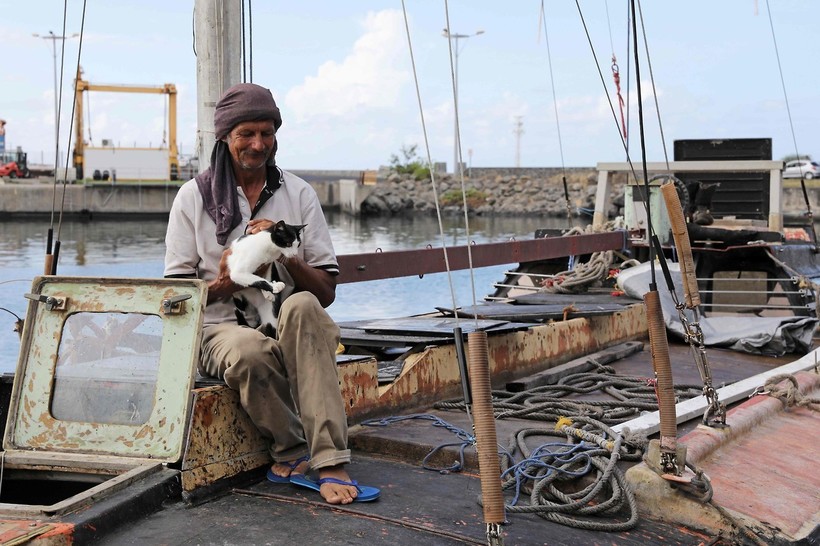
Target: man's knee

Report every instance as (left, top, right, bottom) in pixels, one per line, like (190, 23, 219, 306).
(204, 324, 276, 370)
(280, 291, 322, 316)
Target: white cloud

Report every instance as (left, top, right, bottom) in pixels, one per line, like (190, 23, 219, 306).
(285, 10, 410, 122)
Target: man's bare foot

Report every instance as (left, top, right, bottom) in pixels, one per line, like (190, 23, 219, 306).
(317, 465, 358, 505)
(269, 455, 310, 481)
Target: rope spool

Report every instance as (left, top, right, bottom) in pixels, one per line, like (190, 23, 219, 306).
(644, 290, 677, 452)
(468, 330, 506, 527)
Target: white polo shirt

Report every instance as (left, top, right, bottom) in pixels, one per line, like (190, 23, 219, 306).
(164, 170, 338, 325)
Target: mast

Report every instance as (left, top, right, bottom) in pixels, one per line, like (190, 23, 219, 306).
(194, 0, 242, 166)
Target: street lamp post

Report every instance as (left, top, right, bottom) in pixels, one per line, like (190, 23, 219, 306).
(442, 28, 484, 175)
(33, 31, 78, 171)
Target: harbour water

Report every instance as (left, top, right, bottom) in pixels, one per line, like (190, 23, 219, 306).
(0, 212, 575, 372)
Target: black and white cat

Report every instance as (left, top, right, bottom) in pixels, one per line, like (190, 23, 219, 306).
(228, 220, 305, 335)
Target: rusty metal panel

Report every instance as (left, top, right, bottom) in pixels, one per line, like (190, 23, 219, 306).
(182, 386, 270, 474)
(181, 454, 271, 492)
(337, 357, 380, 421)
(346, 304, 647, 420)
(7, 277, 206, 462)
(336, 232, 626, 284)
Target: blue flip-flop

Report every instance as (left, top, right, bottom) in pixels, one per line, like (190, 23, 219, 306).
(290, 473, 380, 502)
(266, 455, 310, 484)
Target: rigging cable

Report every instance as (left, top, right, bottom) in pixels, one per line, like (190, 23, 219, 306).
(764, 0, 816, 247)
(636, 0, 669, 169)
(240, 0, 254, 83)
(538, 1, 573, 230)
(443, 6, 481, 327)
(240, 0, 246, 82)
(443, 1, 506, 537)
(401, 2, 504, 543)
(624, 5, 631, 157)
(248, 0, 253, 82)
(45, 0, 87, 275)
(399, 0, 474, 416)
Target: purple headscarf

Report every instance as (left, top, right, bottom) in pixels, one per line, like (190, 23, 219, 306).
(195, 83, 283, 245)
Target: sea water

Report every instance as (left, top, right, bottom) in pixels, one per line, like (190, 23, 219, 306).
(0, 212, 576, 373)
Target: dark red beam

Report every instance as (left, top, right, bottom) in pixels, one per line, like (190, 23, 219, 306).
(336, 231, 626, 284)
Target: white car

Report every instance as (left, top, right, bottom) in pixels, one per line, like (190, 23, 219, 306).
(783, 159, 820, 179)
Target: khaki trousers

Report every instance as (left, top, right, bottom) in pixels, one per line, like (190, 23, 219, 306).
(200, 292, 350, 470)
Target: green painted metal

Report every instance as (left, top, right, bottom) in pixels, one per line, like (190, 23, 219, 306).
(6, 277, 206, 462)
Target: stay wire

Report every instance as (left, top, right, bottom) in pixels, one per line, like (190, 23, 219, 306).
(624, 5, 631, 158)
(248, 0, 253, 82)
(443, 0, 480, 326)
(239, 0, 254, 83)
(538, 1, 572, 228)
(636, 0, 669, 169)
(765, 0, 813, 222)
(48, 1, 74, 234)
(55, 0, 88, 265)
(240, 0, 246, 82)
(629, 0, 655, 288)
(399, 0, 461, 326)
(573, 1, 647, 215)
(44, 2, 67, 267)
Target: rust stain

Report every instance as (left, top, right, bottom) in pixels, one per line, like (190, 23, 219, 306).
(195, 392, 218, 427)
(35, 522, 76, 542)
(134, 425, 155, 440)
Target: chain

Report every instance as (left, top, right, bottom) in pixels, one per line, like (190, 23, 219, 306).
(676, 304, 727, 427)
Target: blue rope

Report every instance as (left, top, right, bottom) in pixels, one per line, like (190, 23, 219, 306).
(501, 441, 597, 506)
(361, 413, 476, 473)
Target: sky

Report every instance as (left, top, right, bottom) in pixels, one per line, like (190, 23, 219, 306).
(1, 1, 818, 172)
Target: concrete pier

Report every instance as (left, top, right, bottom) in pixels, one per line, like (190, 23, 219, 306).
(2, 169, 820, 219)
(0, 170, 371, 218)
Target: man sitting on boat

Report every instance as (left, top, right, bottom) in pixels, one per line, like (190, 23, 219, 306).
(163, 82, 378, 504)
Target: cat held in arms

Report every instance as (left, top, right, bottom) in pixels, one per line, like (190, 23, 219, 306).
(228, 220, 305, 337)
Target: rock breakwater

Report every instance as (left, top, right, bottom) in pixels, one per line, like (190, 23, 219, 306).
(360, 170, 627, 217)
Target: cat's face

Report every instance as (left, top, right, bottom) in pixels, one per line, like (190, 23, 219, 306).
(270, 221, 306, 249)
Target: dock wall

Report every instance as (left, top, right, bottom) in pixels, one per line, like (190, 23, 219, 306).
(2, 170, 820, 218)
(0, 176, 366, 218)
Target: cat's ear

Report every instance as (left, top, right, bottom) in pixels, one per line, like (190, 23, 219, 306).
(296, 224, 307, 233)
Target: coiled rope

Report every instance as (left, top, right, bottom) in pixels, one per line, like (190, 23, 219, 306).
(365, 365, 706, 531)
(435, 364, 702, 429)
(492, 416, 641, 531)
(540, 221, 638, 294)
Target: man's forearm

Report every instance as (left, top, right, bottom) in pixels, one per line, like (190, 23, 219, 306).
(279, 256, 337, 307)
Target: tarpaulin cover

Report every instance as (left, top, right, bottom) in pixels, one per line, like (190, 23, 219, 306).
(617, 261, 817, 356)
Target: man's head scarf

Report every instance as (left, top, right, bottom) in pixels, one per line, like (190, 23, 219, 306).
(195, 83, 283, 246)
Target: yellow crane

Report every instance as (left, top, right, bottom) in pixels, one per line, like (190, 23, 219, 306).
(73, 71, 179, 180)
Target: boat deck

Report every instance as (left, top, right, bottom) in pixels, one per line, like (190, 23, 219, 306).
(94, 341, 819, 546)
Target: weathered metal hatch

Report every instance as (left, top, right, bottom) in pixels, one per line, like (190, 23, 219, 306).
(1, 276, 206, 517)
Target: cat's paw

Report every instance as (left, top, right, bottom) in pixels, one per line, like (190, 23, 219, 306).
(261, 289, 276, 301)
(271, 281, 286, 293)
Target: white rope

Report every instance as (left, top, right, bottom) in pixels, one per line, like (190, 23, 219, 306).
(540, 220, 633, 294)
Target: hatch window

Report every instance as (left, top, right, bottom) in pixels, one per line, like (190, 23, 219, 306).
(51, 312, 162, 425)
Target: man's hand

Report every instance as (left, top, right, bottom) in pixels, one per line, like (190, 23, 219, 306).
(245, 218, 275, 234)
(207, 248, 240, 303)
